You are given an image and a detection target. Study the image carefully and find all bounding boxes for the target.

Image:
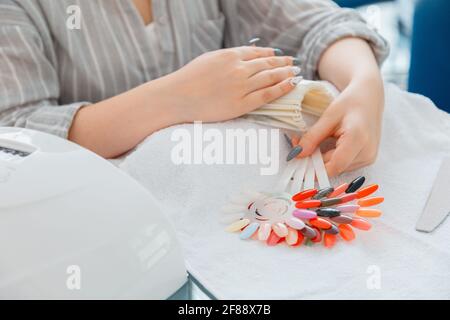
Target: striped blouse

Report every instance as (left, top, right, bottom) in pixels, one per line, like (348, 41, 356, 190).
(0, 0, 389, 138)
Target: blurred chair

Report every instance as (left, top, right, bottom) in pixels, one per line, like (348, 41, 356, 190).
(408, 0, 450, 112)
(334, 0, 393, 8)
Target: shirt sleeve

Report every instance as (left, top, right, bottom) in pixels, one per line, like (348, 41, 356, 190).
(0, 10, 89, 139)
(229, 0, 390, 80)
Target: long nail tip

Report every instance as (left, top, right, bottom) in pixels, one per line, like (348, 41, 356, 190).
(286, 146, 303, 161)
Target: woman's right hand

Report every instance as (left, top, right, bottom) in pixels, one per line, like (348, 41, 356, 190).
(156, 46, 302, 123)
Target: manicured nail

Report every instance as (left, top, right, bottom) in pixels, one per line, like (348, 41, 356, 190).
(286, 146, 303, 161)
(283, 133, 293, 148)
(248, 37, 260, 46)
(274, 48, 284, 56)
(292, 66, 301, 75)
(290, 76, 303, 86)
(292, 58, 301, 66)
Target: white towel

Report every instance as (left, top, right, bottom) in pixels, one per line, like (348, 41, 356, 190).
(117, 84, 450, 299)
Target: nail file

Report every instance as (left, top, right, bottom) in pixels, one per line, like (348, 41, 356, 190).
(311, 148, 330, 189)
(303, 158, 315, 190)
(290, 158, 308, 194)
(416, 157, 450, 233)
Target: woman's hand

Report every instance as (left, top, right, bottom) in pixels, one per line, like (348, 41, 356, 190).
(70, 46, 300, 158)
(155, 46, 302, 123)
(294, 37, 385, 177)
(297, 75, 384, 177)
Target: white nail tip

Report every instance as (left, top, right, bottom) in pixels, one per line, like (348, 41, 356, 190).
(292, 66, 301, 75)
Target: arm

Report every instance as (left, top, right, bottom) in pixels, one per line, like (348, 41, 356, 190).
(301, 37, 385, 176)
(229, 0, 389, 176)
(0, 16, 301, 158)
(70, 48, 301, 158)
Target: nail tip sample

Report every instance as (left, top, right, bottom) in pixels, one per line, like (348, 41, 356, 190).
(345, 176, 366, 193)
(274, 48, 285, 56)
(286, 146, 303, 161)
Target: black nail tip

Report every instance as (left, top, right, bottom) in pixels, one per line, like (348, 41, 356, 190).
(274, 48, 285, 56)
(286, 146, 303, 161)
(316, 208, 341, 218)
(345, 176, 366, 193)
(312, 187, 334, 200)
(283, 133, 293, 148)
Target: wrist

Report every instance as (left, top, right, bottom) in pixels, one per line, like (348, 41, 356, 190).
(142, 77, 191, 126)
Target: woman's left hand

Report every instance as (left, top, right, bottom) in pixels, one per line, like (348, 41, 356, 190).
(296, 75, 384, 177)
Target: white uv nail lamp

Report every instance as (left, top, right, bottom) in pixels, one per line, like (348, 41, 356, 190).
(0, 127, 187, 299)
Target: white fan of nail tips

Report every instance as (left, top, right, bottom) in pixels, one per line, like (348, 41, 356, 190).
(222, 149, 331, 245)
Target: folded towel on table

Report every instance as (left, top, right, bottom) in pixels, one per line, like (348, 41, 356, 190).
(115, 83, 450, 299)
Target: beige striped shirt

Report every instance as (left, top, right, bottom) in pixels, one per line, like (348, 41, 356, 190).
(0, 0, 389, 138)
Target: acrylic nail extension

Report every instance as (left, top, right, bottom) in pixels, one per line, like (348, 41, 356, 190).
(286, 146, 303, 161)
(292, 66, 301, 75)
(248, 37, 260, 46)
(274, 48, 284, 56)
(290, 76, 303, 86)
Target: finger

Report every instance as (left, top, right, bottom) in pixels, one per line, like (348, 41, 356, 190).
(324, 134, 361, 177)
(244, 56, 295, 76)
(344, 161, 368, 173)
(248, 66, 300, 91)
(291, 135, 300, 146)
(233, 46, 277, 61)
(297, 112, 338, 158)
(245, 77, 299, 109)
(322, 149, 335, 163)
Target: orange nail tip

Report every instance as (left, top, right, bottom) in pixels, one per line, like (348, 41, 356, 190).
(295, 200, 321, 209)
(292, 189, 318, 201)
(309, 217, 332, 230)
(357, 196, 384, 207)
(356, 208, 382, 218)
(339, 192, 358, 203)
(267, 231, 282, 246)
(351, 218, 372, 231)
(293, 231, 305, 246)
(339, 224, 355, 241)
(328, 183, 349, 198)
(324, 233, 337, 248)
(356, 184, 379, 199)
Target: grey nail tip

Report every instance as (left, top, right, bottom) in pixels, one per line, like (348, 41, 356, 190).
(286, 146, 303, 161)
(292, 58, 301, 66)
(274, 48, 284, 56)
(290, 76, 303, 86)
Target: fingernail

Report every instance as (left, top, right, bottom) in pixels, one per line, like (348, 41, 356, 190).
(284, 133, 293, 148)
(248, 37, 260, 46)
(292, 58, 301, 66)
(274, 48, 284, 56)
(292, 66, 301, 75)
(290, 76, 303, 86)
(286, 146, 303, 161)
